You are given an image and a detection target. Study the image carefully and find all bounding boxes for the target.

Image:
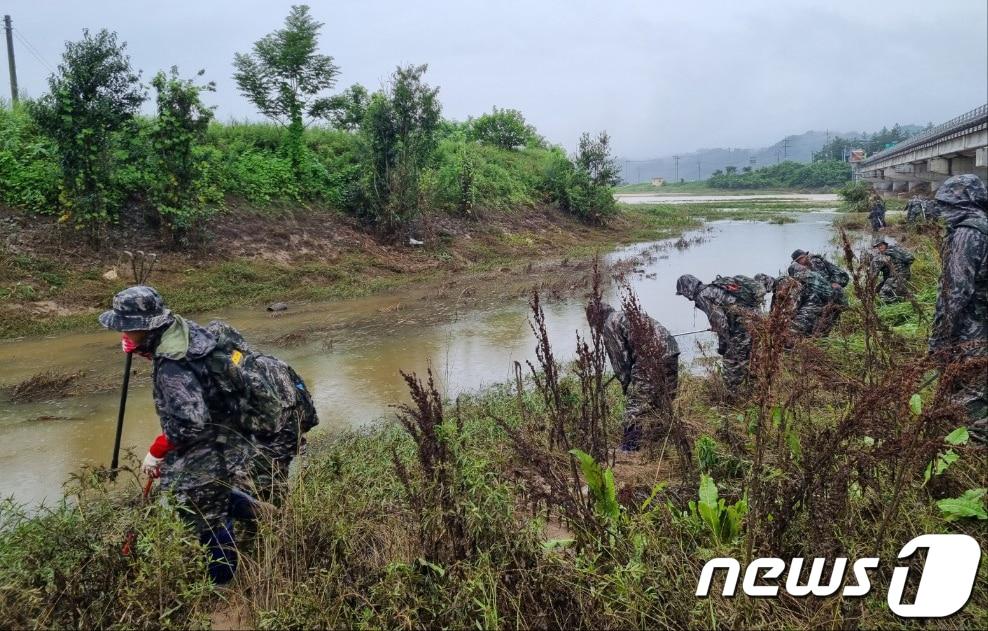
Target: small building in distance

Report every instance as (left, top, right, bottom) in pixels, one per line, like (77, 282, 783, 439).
(650, 177, 665, 187)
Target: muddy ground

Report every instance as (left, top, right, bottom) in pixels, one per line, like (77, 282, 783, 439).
(0, 202, 667, 339)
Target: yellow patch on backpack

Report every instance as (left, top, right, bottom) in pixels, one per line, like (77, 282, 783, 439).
(231, 350, 244, 366)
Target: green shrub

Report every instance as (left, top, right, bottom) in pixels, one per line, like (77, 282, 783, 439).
(0, 106, 59, 213)
(222, 150, 299, 203)
(0, 481, 213, 628)
(838, 180, 872, 212)
(425, 140, 543, 213)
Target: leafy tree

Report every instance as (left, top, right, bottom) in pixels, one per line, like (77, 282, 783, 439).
(148, 67, 219, 243)
(545, 131, 619, 223)
(469, 107, 537, 150)
(232, 4, 339, 175)
(359, 64, 441, 234)
(325, 84, 369, 131)
(576, 131, 620, 188)
(31, 29, 144, 239)
(725, 166, 737, 175)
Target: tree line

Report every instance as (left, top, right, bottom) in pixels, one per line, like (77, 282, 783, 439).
(812, 123, 928, 162)
(706, 160, 851, 190)
(0, 5, 620, 245)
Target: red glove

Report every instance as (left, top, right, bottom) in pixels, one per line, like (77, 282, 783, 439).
(121, 335, 138, 354)
(149, 433, 173, 459)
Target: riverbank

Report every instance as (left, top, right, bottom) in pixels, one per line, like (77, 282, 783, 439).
(3, 226, 985, 629)
(0, 196, 814, 340)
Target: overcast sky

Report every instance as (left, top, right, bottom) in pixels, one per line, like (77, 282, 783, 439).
(3, 0, 986, 158)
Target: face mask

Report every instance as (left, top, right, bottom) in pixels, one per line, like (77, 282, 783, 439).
(121, 334, 153, 359)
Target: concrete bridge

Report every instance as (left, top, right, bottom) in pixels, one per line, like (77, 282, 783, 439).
(855, 103, 987, 193)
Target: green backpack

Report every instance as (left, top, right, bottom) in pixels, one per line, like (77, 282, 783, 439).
(711, 275, 766, 309)
(205, 321, 317, 438)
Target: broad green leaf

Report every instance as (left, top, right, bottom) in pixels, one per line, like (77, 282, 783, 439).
(937, 450, 959, 472)
(698, 474, 719, 511)
(909, 394, 922, 416)
(945, 427, 970, 446)
(937, 489, 987, 521)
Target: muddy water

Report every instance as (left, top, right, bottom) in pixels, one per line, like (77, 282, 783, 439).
(0, 211, 840, 507)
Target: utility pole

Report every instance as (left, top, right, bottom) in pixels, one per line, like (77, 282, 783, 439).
(637, 166, 641, 184)
(4, 15, 18, 104)
(782, 136, 791, 161)
(673, 155, 680, 182)
(696, 159, 701, 181)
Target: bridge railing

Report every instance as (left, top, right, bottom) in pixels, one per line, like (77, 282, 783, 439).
(857, 103, 988, 167)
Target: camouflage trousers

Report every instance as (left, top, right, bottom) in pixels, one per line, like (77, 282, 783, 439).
(791, 303, 824, 336)
(245, 422, 304, 504)
(878, 280, 907, 303)
(950, 373, 988, 446)
(622, 360, 679, 450)
(721, 334, 752, 395)
(161, 446, 236, 532)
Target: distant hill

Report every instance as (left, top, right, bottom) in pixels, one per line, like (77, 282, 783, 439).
(619, 125, 924, 183)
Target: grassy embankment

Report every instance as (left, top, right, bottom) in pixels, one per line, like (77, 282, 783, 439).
(3, 218, 984, 629)
(0, 195, 814, 340)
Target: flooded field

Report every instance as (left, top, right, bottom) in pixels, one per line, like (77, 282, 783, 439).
(0, 211, 840, 507)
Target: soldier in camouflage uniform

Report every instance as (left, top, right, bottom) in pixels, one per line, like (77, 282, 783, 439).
(928, 175, 988, 444)
(790, 249, 849, 331)
(588, 302, 679, 451)
(676, 274, 756, 394)
(871, 239, 915, 303)
(789, 267, 836, 335)
(905, 196, 938, 224)
(868, 192, 887, 232)
(100, 286, 257, 583)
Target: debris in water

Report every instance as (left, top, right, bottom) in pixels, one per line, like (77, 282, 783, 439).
(267, 302, 289, 312)
(8, 370, 83, 403)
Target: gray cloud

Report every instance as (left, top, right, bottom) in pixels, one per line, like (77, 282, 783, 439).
(4, 0, 985, 157)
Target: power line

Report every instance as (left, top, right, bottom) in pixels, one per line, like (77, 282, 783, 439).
(13, 27, 55, 74)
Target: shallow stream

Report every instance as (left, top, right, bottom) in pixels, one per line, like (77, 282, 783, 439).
(0, 209, 840, 507)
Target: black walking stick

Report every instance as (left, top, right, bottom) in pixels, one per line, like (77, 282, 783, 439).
(110, 351, 133, 477)
(109, 250, 156, 477)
